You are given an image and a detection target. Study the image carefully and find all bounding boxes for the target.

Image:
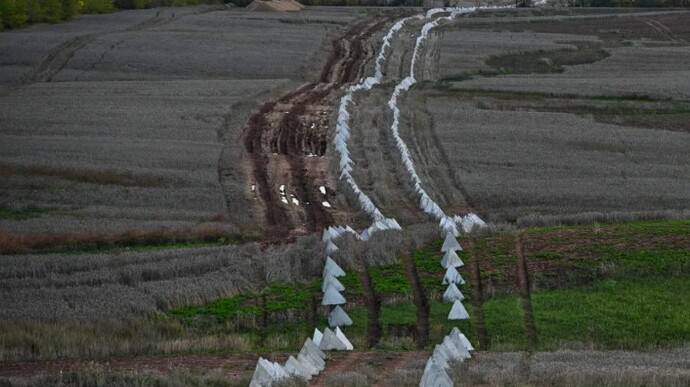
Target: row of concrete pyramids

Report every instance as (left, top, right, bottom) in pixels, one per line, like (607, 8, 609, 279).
(442, 233, 470, 320)
(321, 239, 355, 344)
(322, 218, 401, 245)
(249, 235, 355, 386)
(420, 327, 475, 386)
(420, 232, 473, 386)
(249, 337, 326, 386)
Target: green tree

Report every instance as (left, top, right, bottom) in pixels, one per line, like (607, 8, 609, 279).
(1, 0, 29, 29)
(81, 0, 115, 13)
(42, 0, 64, 22)
(61, 0, 79, 19)
(26, 0, 45, 23)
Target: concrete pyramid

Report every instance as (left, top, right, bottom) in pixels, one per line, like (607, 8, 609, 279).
(442, 283, 464, 302)
(328, 305, 353, 327)
(299, 339, 325, 371)
(297, 353, 319, 376)
(441, 232, 462, 253)
(441, 336, 462, 360)
(249, 357, 274, 387)
(285, 355, 311, 380)
(459, 333, 474, 352)
(431, 345, 450, 370)
(450, 327, 475, 352)
(443, 335, 470, 361)
(441, 250, 464, 269)
(303, 337, 326, 360)
(419, 358, 453, 387)
(319, 327, 347, 351)
(449, 335, 471, 360)
(322, 284, 346, 305)
(297, 349, 324, 373)
(271, 361, 289, 379)
(322, 227, 336, 242)
(324, 256, 346, 277)
(322, 274, 345, 292)
(312, 328, 323, 346)
(448, 300, 470, 320)
(442, 265, 465, 285)
(459, 213, 487, 233)
(335, 326, 354, 351)
(325, 240, 339, 255)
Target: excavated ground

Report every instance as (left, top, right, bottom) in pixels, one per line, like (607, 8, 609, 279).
(241, 17, 390, 239)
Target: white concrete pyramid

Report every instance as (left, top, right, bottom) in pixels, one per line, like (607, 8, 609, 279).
(448, 335, 471, 360)
(324, 256, 346, 277)
(441, 232, 462, 253)
(431, 345, 450, 370)
(328, 305, 353, 327)
(443, 334, 470, 361)
(322, 284, 346, 305)
(285, 355, 311, 380)
(249, 357, 274, 387)
(325, 240, 339, 255)
(271, 361, 289, 379)
(297, 353, 319, 376)
(450, 327, 474, 352)
(431, 344, 453, 369)
(442, 265, 465, 285)
(448, 300, 470, 320)
(322, 274, 345, 292)
(312, 328, 323, 346)
(335, 326, 354, 351)
(459, 333, 474, 352)
(299, 339, 325, 371)
(458, 213, 487, 233)
(441, 249, 464, 269)
(319, 327, 347, 351)
(322, 227, 336, 242)
(442, 282, 464, 302)
(303, 337, 326, 360)
(419, 358, 453, 387)
(441, 336, 462, 360)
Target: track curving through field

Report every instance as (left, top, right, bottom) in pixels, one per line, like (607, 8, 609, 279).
(239, 17, 389, 239)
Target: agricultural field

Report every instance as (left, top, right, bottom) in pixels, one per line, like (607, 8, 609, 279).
(0, 5, 368, 243)
(1, 3, 689, 387)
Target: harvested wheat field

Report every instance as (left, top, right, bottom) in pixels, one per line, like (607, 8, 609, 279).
(1, 2, 688, 387)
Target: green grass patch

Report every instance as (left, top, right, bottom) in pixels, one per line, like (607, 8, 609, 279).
(533, 276, 690, 349)
(0, 206, 49, 220)
(369, 264, 410, 295)
(166, 219, 690, 353)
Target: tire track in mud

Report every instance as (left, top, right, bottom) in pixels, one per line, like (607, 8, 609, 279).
(240, 18, 389, 238)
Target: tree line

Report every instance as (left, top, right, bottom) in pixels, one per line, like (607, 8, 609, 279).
(0, 0, 219, 30)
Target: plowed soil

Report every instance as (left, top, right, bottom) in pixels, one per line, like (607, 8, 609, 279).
(242, 17, 389, 239)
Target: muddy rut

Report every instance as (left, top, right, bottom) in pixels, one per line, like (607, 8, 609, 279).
(240, 17, 388, 239)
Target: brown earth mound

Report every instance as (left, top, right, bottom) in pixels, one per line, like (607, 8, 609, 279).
(245, 0, 304, 12)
